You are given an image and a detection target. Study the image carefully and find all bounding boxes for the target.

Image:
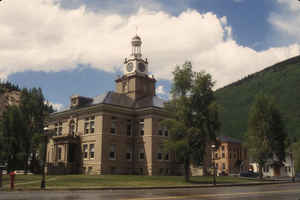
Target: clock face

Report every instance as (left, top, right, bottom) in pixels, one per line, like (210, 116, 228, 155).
(138, 62, 146, 72)
(127, 63, 133, 72)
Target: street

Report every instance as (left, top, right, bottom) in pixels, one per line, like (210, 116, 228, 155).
(0, 183, 300, 200)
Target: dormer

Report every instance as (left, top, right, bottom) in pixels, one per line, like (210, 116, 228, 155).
(70, 95, 93, 109)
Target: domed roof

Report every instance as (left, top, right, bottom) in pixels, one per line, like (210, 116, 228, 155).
(132, 35, 141, 41)
(131, 34, 142, 46)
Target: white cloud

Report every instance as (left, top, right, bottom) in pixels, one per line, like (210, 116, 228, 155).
(0, 0, 299, 88)
(269, 0, 300, 41)
(156, 85, 166, 95)
(46, 101, 64, 111)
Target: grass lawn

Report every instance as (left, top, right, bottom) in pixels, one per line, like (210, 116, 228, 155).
(0, 174, 261, 190)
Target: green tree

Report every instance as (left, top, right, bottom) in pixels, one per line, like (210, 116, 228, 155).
(19, 88, 52, 174)
(246, 94, 287, 179)
(0, 86, 54, 173)
(162, 61, 220, 182)
(1, 106, 27, 171)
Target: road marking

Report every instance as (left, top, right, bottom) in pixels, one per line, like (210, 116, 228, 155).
(123, 188, 300, 200)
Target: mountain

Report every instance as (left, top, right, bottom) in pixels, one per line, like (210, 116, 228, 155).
(0, 82, 20, 117)
(215, 55, 300, 141)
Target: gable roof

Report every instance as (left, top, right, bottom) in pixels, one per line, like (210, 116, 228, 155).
(217, 135, 242, 144)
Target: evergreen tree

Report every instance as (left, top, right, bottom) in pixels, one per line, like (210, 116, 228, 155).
(246, 94, 287, 179)
(162, 61, 220, 182)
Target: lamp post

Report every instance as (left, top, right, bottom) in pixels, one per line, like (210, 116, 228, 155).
(291, 151, 295, 183)
(41, 127, 53, 190)
(211, 144, 217, 186)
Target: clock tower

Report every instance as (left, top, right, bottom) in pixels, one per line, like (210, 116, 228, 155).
(115, 35, 156, 100)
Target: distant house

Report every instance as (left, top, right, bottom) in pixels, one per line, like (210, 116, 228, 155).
(249, 152, 295, 177)
(212, 136, 249, 175)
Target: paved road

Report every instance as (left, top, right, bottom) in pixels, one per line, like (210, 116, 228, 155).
(0, 183, 300, 200)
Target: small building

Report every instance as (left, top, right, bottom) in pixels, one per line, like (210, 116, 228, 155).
(212, 136, 248, 175)
(45, 35, 183, 175)
(249, 152, 295, 177)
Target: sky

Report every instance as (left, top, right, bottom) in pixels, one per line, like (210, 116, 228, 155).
(1, 0, 300, 111)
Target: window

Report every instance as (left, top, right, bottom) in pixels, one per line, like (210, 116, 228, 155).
(139, 152, 145, 160)
(126, 147, 132, 160)
(55, 122, 63, 136)
(89, 144, 95, 159)
(164, 127, 169, 137)
(109, 144, 116, 160)
(139, 119, 144, 136)
(215, 153, 218, 159)
(229, 153, 232, 159)
(90, 121, 95, 133)
(216, 163, 218, 170)
(158, 129, 163, 136)
(84, 116, 95, 134)
(58, 147, 62, 160)
(157, 152, 162, 160)
(127, 120, 132, 136)
(111, 117, 117, 134)
(126, 152, 131, 160)
(58, 127, 63, 135)
(88, 167, 93, 174)
(164, 153, 169, 161)
(70, 120, 75, 136)
(222, 153, 225, 158)
(84, 122, 89, 134)
(222, 145, 225, 151)
(83, 144, 88, 159)
(222, 163, 225, 170)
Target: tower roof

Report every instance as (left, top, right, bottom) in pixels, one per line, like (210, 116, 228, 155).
(132, 34, 142, 46)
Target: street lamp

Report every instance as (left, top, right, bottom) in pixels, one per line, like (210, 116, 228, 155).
(211, 144, 217, 186)
(291, 151, 295, 183)
(41, 127, 54, 190)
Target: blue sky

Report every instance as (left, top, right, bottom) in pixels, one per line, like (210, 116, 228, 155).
(1, 0, 300, 110)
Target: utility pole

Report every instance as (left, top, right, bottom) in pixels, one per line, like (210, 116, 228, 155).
(211, 144, 217, 186)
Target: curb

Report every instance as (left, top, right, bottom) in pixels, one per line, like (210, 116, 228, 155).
(0, 180, 294, 192)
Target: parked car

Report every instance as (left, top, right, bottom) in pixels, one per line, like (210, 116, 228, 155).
(240, 171, 259, 178)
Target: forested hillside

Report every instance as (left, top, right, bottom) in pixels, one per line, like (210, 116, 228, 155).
(215, 55, 300, 140)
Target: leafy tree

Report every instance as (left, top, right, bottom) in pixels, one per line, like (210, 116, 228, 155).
(246, 94, 287, 179)
(20, 88, 53, 173)
(1, 106, 27, 171)
(0, 86, 54, 173)
(162, 61, 220, 182)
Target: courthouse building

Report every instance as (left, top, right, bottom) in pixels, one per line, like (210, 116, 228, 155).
(45, 35, 183, 175)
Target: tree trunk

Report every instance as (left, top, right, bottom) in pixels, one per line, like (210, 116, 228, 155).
(259, 164, 263, 179)
(24, 153, 29, 175)
(184, 156, 190, 182)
